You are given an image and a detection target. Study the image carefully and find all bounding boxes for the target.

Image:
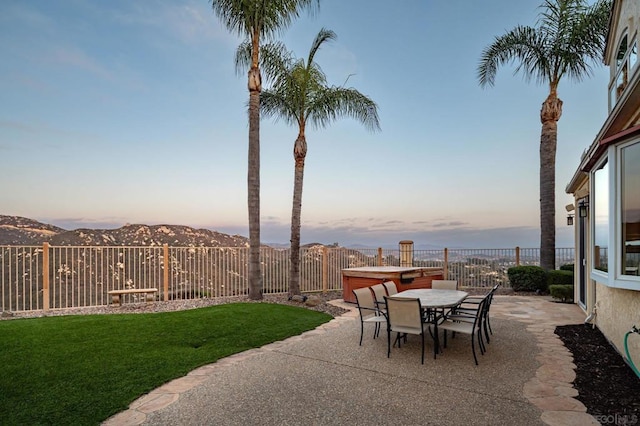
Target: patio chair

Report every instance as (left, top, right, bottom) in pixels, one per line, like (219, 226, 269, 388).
(352, 287, 387, 346)
(384, 296, 432, 364)
(430, 280, 459, 318)
(431, 280, 458, 290)
(437, 294, 489, 365)
(453, 283, 501, 342)
(371, 283, 388, 310)
(382, 281, 398, 296)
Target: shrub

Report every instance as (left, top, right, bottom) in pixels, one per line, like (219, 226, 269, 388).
(547, 269, 574, 286)
(507, 266, 548, 292)
(559, 264, 574, 271)
(549, 284, 574, 302)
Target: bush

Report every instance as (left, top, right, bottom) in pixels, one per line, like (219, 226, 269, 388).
(559, 264, 574, 271)
(549, 284, 574, 302)
(507, 266, 548, 292)
(547, 269, 574, 286)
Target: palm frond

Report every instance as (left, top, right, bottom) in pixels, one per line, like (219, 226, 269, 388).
(254, 27, 379, 134)
(307, 28, 336, 69)
(478, 0, 611, 88)
(234, 40, 252, 77)
(307, 87, 380, 132)
(235, 39, 295, 86)
(260, 90, 301, 127)
(477, 25, 550, 87)
(211, 0, 319, 40)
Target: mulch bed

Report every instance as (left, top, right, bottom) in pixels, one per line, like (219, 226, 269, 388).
(555, 324, 640, 424)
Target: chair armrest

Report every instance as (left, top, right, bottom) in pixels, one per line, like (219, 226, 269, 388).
(375, 300, 387, 310)
(446, 313, 475, 323)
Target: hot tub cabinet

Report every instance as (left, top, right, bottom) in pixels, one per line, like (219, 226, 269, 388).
(341, 266, 444, 303)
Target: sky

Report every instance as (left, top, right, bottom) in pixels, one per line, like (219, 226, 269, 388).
(0, 0, 611, 249)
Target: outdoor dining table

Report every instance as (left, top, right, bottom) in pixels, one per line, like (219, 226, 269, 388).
(393, 289, 469, 357)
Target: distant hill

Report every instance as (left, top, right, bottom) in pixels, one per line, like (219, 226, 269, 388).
(0, 216, 65, 245)
(0, 215, 250, 247)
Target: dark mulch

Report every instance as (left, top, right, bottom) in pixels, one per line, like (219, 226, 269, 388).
(555, 324, 640, 424)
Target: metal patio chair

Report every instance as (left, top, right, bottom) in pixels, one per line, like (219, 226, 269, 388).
(352, 287, 387, 346)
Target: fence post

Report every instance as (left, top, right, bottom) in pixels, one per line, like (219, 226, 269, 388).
(377, 247, 383, 266)
(322, 246, 328, 293)
(163, 244, 169, 301)
(515, 246, 520, 266)
(443, 248, 449, 279)
(42, 242, 50, 311)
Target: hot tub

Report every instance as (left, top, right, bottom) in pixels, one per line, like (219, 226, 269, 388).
(341, 266, 444, 303)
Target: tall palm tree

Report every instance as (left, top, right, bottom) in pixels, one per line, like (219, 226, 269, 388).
(237, 28, 380, 296)
(210, 0, 319, 299)
(477, 0, 610, 270)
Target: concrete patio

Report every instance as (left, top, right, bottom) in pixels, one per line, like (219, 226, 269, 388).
(104, 295, 595, 426)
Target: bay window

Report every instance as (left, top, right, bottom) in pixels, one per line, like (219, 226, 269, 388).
(621, 141, 640, 276)
(610, 34, 639, 110)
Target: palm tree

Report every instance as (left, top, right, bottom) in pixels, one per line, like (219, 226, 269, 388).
(237, 28, 380, 296)
(210, 0, 319, 299)
(477, 0, 610, 270)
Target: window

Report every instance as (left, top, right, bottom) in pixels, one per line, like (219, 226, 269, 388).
(616, 35, 628, 68)
(610, 34, 638, 108)
(621, 142, 640, 276)
(593, 160, 609, 273)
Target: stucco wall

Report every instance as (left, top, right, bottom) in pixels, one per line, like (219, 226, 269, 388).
(595, 282, 640, 369)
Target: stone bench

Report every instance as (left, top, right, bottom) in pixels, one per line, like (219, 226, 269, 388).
(107, 288, 158, 306)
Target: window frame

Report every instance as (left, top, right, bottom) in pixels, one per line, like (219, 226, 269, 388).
(590, 154, 610, 284)
(609, 32, 639, 110)
(590, 140, 640, 291)
(616, 139, 640, 284)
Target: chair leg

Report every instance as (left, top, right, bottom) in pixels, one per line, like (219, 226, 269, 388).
(387, 327, 391, 358)
(478, 328, 486, 354)
(483, 317, 490, 344)
(420, 332, 425, 365)
(359, 320, 364, 346)
(471, 332, 479, 365)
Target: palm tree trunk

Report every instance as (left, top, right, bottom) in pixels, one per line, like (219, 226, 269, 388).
(289, 134, 307, 297)
(539, 92, 562, 271)
(247, 34, 263, 299)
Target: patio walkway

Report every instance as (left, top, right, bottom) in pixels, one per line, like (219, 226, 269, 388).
(103, 295, 595, 426)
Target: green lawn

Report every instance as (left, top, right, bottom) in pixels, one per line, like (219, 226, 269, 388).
(0, 303, 332, 425)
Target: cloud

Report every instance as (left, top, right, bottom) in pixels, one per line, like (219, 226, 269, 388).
(0, 120, 104, 149)
(432, 220, 468, 228)
(49, 213, 575, 250)
(212, 214, 545, 249)
(44, 217, 126, 231)
(47, 46, 113, 81)
(111, 0, 238, 47)
(1, 2, 53, 29)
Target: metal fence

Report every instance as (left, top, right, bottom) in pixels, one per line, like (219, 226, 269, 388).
(0, 244, 575, 313)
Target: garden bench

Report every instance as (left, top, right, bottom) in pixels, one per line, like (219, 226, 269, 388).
(108, 288, 158, 306)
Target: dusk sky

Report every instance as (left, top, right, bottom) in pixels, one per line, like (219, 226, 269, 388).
(0, 0, 610, 249)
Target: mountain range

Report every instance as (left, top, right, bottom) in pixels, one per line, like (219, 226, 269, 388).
(0, 215, 250, 247)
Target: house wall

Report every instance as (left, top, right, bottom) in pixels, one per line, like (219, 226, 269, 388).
(608, 0, 639, 72)
(619, 0, 639, 40)
(595, 282, 640, 365)
(567, 0, 640, 371)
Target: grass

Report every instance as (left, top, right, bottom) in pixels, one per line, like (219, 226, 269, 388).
(0, 303, 332, 425)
